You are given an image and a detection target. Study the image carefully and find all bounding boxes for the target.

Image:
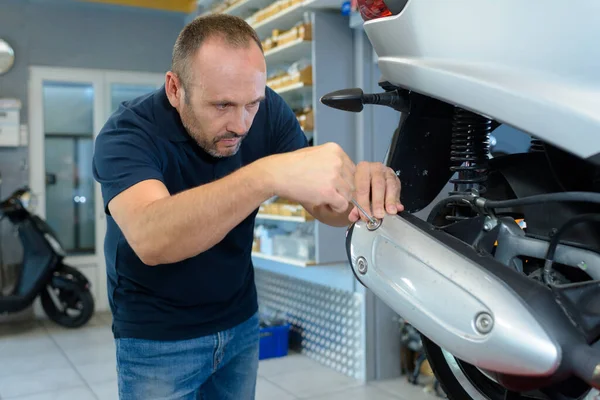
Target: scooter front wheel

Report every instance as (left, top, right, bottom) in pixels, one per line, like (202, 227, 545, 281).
(40, 265, 95, 328)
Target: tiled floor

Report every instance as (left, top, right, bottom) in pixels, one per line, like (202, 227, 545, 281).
(0, 312, 443, 400)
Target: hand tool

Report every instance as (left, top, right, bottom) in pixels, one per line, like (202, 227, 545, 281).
(351, 198, 377, 225)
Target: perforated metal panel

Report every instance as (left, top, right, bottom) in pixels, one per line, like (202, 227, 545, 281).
(255, 269, 364, 379)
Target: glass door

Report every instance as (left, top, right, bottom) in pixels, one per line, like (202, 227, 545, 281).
(43, 82, 96, 255)
(94, 72, 163, 310)
(29, 67, 164, 312)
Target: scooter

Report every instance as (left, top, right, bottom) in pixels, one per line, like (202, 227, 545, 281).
(0, 187, 95, 328)
(322, 1, 600, 399)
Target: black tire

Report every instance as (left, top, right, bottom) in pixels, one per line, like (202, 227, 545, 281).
(40, 266, 95, 329)
(422, 335, 505, 400)
(422, 335, 591, 400)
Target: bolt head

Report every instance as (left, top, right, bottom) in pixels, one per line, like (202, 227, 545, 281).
(474, 312, 494, 334)
(356, 257, 368, 275)
(367, 219, 382, 231)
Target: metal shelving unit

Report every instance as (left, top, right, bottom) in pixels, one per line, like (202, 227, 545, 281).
(199, 0, 356, 285)
(200, 0, 354, 270)
(196, 1, 370, 381)
(264, 38, 312, 65)
(256, 213, 313, 222)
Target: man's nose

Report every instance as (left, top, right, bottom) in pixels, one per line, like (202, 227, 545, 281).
(227, 108, 249, 135)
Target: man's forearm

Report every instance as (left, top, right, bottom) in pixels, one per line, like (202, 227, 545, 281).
(132, 161, 273, 265)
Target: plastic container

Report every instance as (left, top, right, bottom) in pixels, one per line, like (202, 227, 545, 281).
(273, 235, 315, 261)
(259, 323, 291, 360)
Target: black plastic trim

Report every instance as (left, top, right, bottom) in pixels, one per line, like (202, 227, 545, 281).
(588, 152, 600, 167)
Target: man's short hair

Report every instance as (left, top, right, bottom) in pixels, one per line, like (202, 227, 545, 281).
(171, 14, 263, 93)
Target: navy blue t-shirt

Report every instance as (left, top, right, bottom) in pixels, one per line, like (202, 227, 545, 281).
(92, 86, 308, 341)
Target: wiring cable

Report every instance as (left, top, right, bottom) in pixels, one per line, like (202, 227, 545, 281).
(542, 214, 600, 284)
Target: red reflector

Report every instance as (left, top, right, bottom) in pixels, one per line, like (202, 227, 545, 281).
(357, 0, 392, 21)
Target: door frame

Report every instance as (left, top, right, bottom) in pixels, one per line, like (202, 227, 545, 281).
(28, 66, 165, 311)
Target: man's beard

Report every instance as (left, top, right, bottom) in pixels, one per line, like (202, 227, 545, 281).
(180, 103, 246, 158)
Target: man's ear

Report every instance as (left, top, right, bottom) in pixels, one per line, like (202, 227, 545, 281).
(165, 72, 184, 108)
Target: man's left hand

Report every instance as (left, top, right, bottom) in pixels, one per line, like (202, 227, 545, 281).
(349, 161, 403, 223)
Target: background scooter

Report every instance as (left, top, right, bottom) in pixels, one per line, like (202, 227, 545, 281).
(0, 186, 94, 328)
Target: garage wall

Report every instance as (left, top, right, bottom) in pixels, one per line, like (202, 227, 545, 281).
(0, 1, 184, 205)
(0, 0, 186, 319)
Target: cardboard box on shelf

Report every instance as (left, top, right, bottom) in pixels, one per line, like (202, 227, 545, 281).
(275, 23, 312, 46)
(259, 201, 313, 219)
(296, 107, 314, 131)
(289, 64, 312, 85)
(252, 0, 296, 24)
(262, 37, 275, 51)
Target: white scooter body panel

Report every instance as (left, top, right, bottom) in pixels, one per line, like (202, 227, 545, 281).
(363, 0, 600, 162)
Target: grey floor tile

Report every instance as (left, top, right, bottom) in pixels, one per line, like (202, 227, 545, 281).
(306, 385, 401, 400)
(61, 341, 116, 368)
(0, 367, 85, 399)
(372, 377, 442, 400)
(270, 365, 361, 398)
(3, 386, 97, 400)
(90, 380, 119, 400)
(256, 377, 297, 400)
(0, 330, 59, 359)
(46, 325, 114, 352)
(76, 359, 118, 385)
(0, 349, 72, 377)
(258, 353, 322, 378)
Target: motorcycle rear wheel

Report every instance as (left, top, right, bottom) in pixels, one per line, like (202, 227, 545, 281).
(40, 266, 95, 329)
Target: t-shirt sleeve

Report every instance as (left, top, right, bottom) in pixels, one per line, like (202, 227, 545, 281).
(92, 124, 165, 216)
(269, 89, 309, 155)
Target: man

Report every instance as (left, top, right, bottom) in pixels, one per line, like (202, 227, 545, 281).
(92, 14, 402, 400)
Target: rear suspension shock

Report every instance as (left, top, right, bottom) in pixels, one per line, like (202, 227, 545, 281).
(529, 137, 545, 153)
(447, 108, 492, 220)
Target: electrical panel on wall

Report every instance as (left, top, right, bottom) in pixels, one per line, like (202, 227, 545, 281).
(0, 99, 24, 147)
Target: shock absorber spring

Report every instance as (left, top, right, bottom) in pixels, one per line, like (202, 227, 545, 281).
(449, 108, 492, 197)
(529, 137, 545, 153)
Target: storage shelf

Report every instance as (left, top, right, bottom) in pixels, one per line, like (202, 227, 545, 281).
(250, 9, 355, 277)
(265, 39, 312, 65)
(273, 82, 312, 95)
(253, 258, 355, 292)
(221, 0, 273, 17)
(251, 1, 308, 38)
(252, 252, 316, 267)
(256, 213, 313, 222)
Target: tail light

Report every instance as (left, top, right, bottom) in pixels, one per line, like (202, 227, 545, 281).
(356, 0, 392, 21)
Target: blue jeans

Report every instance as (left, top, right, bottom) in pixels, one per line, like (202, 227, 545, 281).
(115, 312, 260, 400)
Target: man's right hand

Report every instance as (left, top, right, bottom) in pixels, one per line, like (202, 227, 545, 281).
(261, 142, 356, 214)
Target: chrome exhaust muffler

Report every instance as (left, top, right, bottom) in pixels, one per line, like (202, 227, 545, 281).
(346, 213, 563, 377)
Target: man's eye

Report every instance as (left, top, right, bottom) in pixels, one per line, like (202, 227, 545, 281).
(216, 103, 229, 110)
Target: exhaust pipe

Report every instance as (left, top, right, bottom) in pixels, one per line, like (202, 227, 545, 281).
(347, 212, 600, 389)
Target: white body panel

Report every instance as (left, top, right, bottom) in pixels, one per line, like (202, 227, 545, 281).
(363, 0, 600, 161)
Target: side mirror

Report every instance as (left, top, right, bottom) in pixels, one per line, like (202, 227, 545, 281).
(320, 88, 366, 113)
(320, 88, 410, 113)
